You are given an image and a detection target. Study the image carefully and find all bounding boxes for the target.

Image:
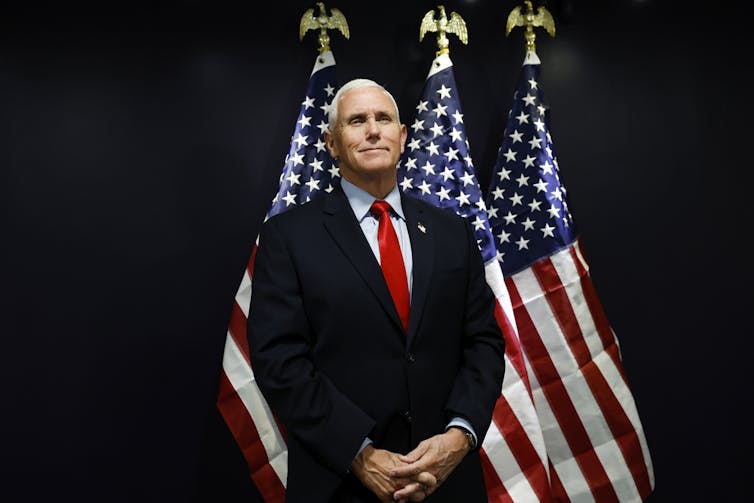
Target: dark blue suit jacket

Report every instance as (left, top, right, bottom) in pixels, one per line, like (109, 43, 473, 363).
(248, 185, 505, 502)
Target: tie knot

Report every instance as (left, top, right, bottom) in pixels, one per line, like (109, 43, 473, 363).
(370, 200, 392, 218)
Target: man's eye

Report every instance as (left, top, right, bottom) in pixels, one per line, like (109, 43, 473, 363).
(379, 116, 393, 123)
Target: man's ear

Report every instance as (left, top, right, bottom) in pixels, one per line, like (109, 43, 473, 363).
(400, 123, 407, 154)
(324, 129, 338, 159)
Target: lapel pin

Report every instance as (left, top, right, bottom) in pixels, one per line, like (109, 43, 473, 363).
(417, 222, 426, 234)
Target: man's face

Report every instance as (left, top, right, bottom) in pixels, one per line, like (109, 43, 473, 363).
(325, 86, 407, 185)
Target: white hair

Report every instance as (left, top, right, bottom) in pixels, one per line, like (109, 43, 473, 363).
(327, 78, 401, 130)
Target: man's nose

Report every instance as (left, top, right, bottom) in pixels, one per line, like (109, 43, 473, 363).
(365, 117, 381, 136)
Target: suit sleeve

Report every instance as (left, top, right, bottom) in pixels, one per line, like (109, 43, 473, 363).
(247, 217, 376, 474)
(444, 219, 506, 444)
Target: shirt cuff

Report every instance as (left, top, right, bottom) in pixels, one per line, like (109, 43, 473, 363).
(446, 417, 477, 448)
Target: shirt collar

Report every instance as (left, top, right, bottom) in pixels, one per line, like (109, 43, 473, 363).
(341, 178, 405, 223)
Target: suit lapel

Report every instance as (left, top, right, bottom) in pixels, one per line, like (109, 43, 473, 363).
(402, 193, 434, 347)
(322, 187, 405, 334)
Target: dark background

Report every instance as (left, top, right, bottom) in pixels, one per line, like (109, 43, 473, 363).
(3, 0, 751, 501)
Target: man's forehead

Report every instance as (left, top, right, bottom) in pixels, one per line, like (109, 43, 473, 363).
(341, 87, 396, 113)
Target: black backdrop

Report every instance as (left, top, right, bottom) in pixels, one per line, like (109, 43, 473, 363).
(3, 1, 752, 501)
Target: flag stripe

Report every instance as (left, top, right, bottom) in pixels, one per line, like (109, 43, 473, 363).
(480, 446, 515, 503)
(506, 273, 618, 502)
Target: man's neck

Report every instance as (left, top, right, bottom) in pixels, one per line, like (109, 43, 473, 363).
(341, 173, 396, 200)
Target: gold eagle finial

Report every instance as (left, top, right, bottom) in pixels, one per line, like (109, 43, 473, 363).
(299, 2, 350, 53)
(506, 0, 555, 53)
(419, 5, 468, 56)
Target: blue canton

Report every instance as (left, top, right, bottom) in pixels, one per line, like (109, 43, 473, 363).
(268, 53, 340, 219)
(398, 55, 497, 264)
(485, 61, 577, 276)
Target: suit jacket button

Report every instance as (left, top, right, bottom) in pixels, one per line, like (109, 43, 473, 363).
(407, 352, 416, 363)
(403, 411, 413, 423)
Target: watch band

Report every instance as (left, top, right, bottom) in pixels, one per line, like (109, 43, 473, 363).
(450, 426, 475, 450)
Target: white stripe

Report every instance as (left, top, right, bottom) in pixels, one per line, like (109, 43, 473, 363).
(222, 333, 288, 486)
(512, 251, 647, 501)
(485, 260, 517, 327)
(235, 269, 252, 319)
(482, 420, 539, 502)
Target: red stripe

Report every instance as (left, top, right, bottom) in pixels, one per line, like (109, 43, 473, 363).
(548, 460, 571, 503)
(506, 276, 619, 502)
(493, 301, 532, 396)
(532, 251, 652, 500)
(246, 244, 257, 277)
(217, 372, 286, 502)
(228, 301, 251, 365)
(480, 448, 514, 503)
(491, 395, 552, 502)
(569, 245, 627, 382)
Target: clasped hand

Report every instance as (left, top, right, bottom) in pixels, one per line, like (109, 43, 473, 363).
(351, 429, 470, 502)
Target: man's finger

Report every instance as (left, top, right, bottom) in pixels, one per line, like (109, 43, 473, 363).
(398, 440, 429, 463)
(393, 482, 427, 501)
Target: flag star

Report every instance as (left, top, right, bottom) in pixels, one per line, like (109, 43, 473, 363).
(516, 173, 530, 187)
(290, 152, 304, 166)
(306, 177, 320, 192)
(464, 155, 473, 167)
(286, 171, 301, 185)
(528, 78, 538, 89)
(297, 115, 311, 128)
(515, 111, 530, 124)
(405, 157, 418, 170)
(510, 193, 524, 206)
(427, 141, 440, 156)
(328, 165, 340, 178)
(310, 158, 324, 172)
(503, 149, 517, 162)
(443, 146, 460, 162)
(528, 136, 543, 149)
(522, 217, 536, 231)
(436, 84, 452, 99)
(400, 176, 414, 190)
(314, 138, 327, 152)
(472, 216, 486, 231)
(497, 228, 511, 243)
(460, 171, 475, 186)
(551, 187, 563, 200)
(528, 198, 543, 211)
(324, 83, 335, 96)
(533, 179, 548, 193)
(430, 122, 444, 137)
(408, 137, 421, 151)
(325, 184, 334, 193)
(449, 127, 463, 142)
(416, 100, 429, 113)
(475, 199, 487, 212)
(293, 132, 308, 148)
(487, 207, 498, 219)
(495, 250, 505, 262)
(541, 223, 555, 237)
(538, 104, 546, 115)
(522, 94, 536, 106)
(515, 236, 530, 250)
(533, 118, 546, 131)
(302, 96, 315, 109)
(411, 118, 424, 133)
(509, 129, 524, 143)
(503, 211, 517, 225)
(497, 167, 511, 180)
(522, 155, 536, 168)
(437, 186, 451, 201)
(316, 121, 329, 134)
(421, 160, 436, 175)
(418, 180, 432, 195)
(440, 166, 455, 181)
(540, 160, 554, 175)
(547, 205, 561, 218)
(320, 101, 332, 115)
(492, 186, 505, 200)
(456, 191, 470, 206)
(433, 103, 448, 117)
(283, 190, 297, 206)
(452, 109, 464, 124)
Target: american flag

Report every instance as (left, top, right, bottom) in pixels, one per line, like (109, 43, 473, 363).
(216, 50, 340, 502)
(398, 52, 552, 502)
(485, 50, 655, 502)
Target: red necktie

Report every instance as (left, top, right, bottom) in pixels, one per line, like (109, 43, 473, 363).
(370, 201, 410, 332)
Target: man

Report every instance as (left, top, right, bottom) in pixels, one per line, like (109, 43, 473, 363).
(248, 79, 504, 502)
